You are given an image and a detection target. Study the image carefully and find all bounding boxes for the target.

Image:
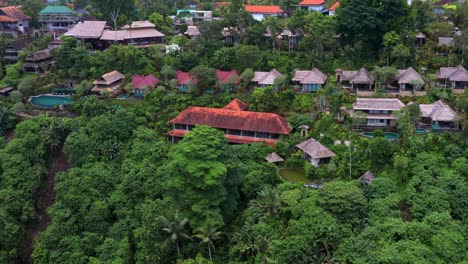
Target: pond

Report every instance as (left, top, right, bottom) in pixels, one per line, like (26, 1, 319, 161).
(361, 132, 400, 140)
(279, 168, 313, 184)
(30, 95, 73, 109)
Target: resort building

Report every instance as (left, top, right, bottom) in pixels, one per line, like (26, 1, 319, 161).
(0, 6, 30, 37)
(296, 138, 335, 167)
(264, 28, 301, 50)
(169, 99, 291, 145)
(216, 69, 240, 92)
(419, 100, 459, 130)
(39, 5, 76, 31)
(184, 25, 200, 40)
(176, 70, 195, 92)
(328, 2, 340, 16)
(4, 38, 32, 63)
(395, 67, 424, 90)
(252, 69, 283, 90)
(100, 21, 165, 47)
(131, 74, 160, 96)
(352, 98, 405, 127)
(298, 0, 325, 12)
(245, 5, 283, 21)
(436, 65, 468, 90)
(23, 49, 54, 74)
(64, 20, 108, 49)
(336, 68, 374, 91)
(92, 70, 125, 96)
(292, 68, 327, 92)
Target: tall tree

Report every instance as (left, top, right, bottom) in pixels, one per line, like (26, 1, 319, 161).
(90, 0, 134, 30)
(165, 126, 228, 227)
(192, 221, 222, 262)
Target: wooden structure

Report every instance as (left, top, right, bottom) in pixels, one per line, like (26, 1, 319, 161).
(92, 70, 125, 96)
(296, 138, 335, 167)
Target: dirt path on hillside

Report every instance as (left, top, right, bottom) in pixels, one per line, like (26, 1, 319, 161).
(21, 147, 70, 264)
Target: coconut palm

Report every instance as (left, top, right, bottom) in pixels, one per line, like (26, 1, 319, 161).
(160, 211, 191, 257)
(192, 221, 222, 262)
(249, 187, 283, 220)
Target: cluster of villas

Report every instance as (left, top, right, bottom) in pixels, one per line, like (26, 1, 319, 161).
(88, 65, 467, 97)
(168, 96, 460, 168)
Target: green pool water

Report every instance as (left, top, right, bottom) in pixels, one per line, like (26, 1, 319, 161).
(362, 132, 400, 140)
(30, 95, 73, 108)
(280, 168, 313, 184)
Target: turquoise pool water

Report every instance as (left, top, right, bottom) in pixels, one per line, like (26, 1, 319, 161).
(30, 95, 73, 108)
(416, 128, 428, 134)
(362, 132, 400, 140)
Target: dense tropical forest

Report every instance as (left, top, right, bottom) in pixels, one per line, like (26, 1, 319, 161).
(0, 0, 467, 263)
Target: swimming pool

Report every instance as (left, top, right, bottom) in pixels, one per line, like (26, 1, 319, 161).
(416, 128, 428, 134)
(361, 132, 400, 140)
(30, 95, 73, 108)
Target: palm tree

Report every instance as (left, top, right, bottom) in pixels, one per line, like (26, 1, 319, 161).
(249, 187, 283, 220)
(160, 211, 191, 257)
(192, 221, 222, 262)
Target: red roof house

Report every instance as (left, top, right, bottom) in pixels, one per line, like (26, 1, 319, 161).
(216, 69, 240, 91)
(299, 0, 325, 11)
(132, 74, 160, 96)
(169, 99, 290, 145)
(328, 2, 339, 15)
(176, 70, 195, 92)
(0, 6, 30, 37)
(245, 5, 283, 21)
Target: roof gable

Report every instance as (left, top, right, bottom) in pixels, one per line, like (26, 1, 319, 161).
(293, 68, 327, 84)
(329, 2, 340, 10)
(216, 69, 240, 84)
(176, 70, 194, 85)
(420, 100, 459, 122)
(223, 98, 249, 111)
(353, 98, 405, 111)
(0, 6, 30, 21)
(299, 0, 325, 6)
(396, 67, 423, 84)
(100, 70, 124, 84)
(252, 69, 283, 85)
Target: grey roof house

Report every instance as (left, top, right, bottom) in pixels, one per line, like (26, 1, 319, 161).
(296, 138, 335, 167)
(292, 68, 327, 92)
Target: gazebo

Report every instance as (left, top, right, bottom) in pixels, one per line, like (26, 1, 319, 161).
(265, 152, 284, 163)
(358, 170, 375, 185)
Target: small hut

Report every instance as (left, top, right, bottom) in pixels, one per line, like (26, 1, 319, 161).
(358, 171, 375, 185)
(265, 152, 284, 163)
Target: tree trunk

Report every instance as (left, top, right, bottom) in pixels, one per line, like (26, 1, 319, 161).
(176, 242, 180, 257)
(208, 244, 212, 262)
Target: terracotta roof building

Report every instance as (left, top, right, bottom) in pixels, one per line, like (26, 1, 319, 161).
(245, 5, 283, 21)
(328, 2, 340, 15)
(436, 65, 468, 89)
(296, 138, 335, 167)
(299, 0, 325, 12)
(292, 68, 327, 92)
(419, 100, 459, 129)
(352, 98, 405, 127)
(252, 69, 283, 90)
(336, 68, 374, 90)
(92, 70, 125, 96)
(223, 98, 249, 111)
(169, 99, 291, 146)
(0, 6, 30, 37)
(131, 74, 160, 96)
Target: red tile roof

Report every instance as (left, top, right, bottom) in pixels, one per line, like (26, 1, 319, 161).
(245, 5, 283, 14)
(329, 2, 340, 10)
(170, 106, 291, 134)
(299, 0, 324, 5)
(132, 74, 160, 89)
(216, 69, 240, 84)
(176, 70, 194, 85)
(223, 98, 249, 111)
(169, 129, 280, 146)
(0, 6, 30, 22)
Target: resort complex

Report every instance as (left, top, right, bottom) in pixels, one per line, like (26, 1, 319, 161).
(0, 1, 466, 264)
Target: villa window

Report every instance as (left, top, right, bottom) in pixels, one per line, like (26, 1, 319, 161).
(175, 124, 187, 130)
(228, 129, 241, 136)
(242, 131, 255, 137)
(256, 132, 270, 138)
